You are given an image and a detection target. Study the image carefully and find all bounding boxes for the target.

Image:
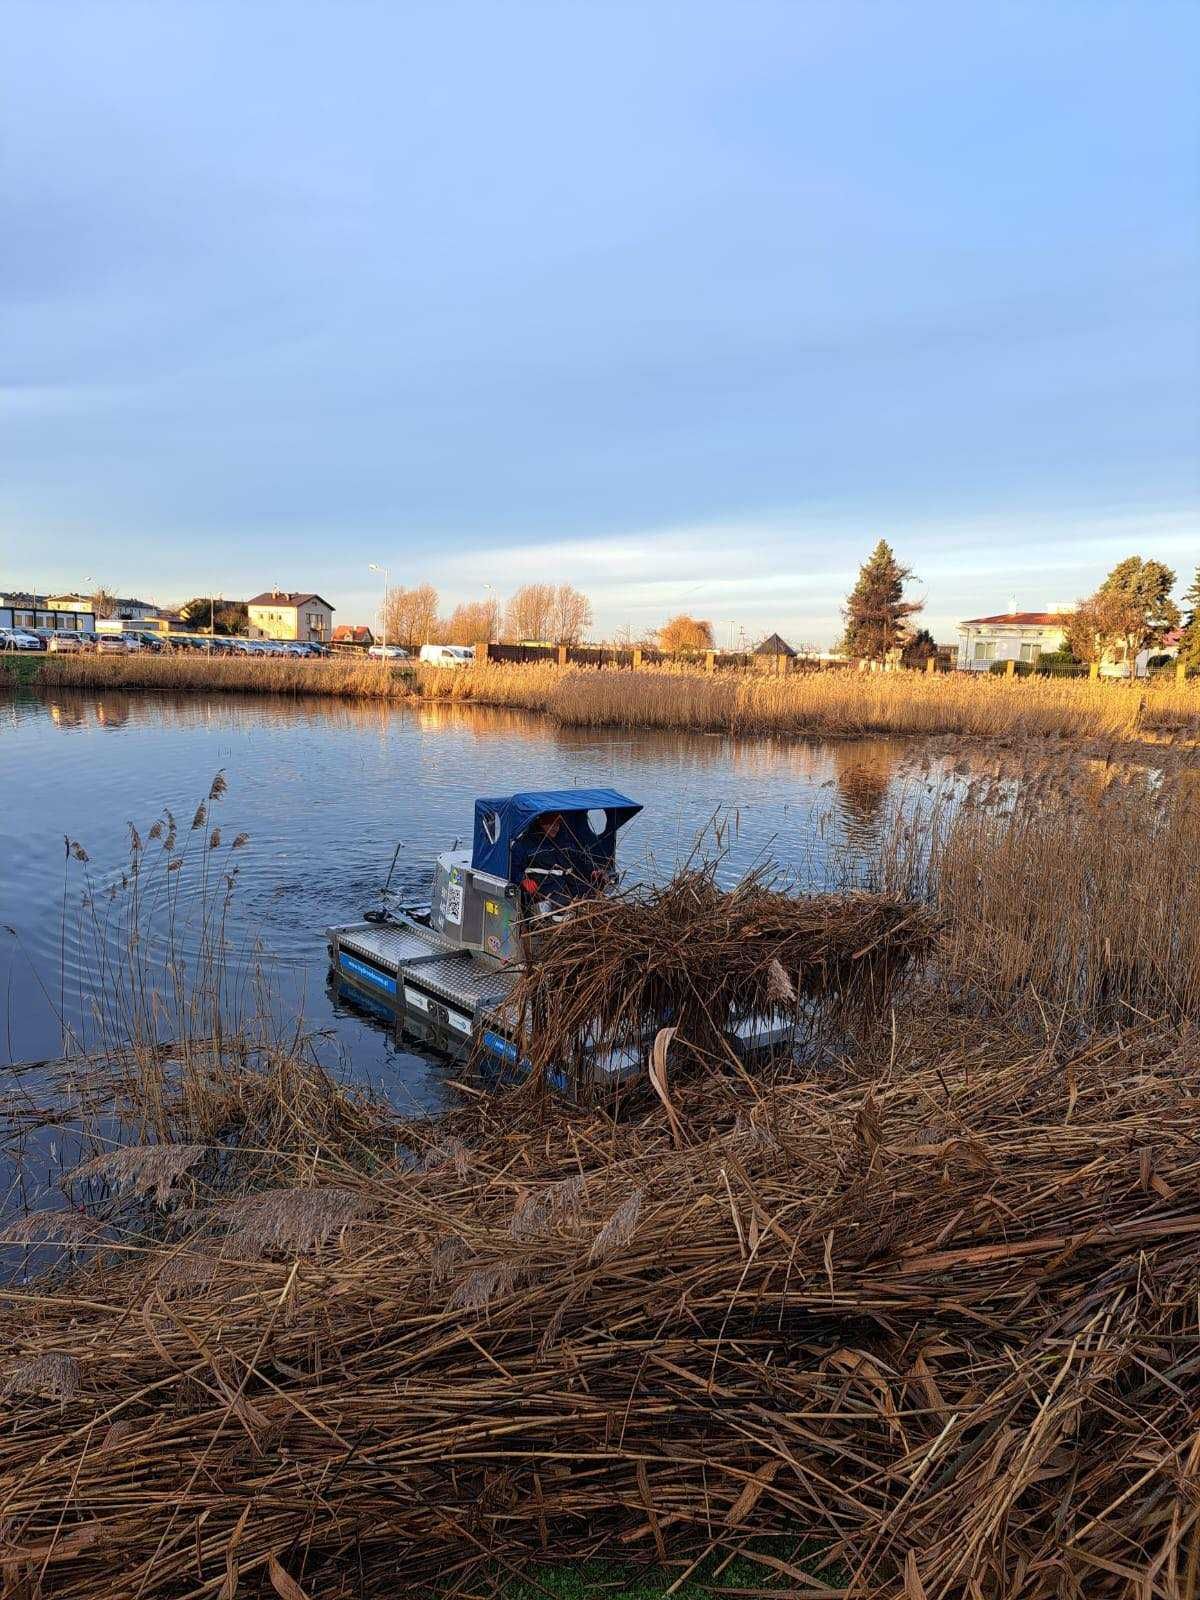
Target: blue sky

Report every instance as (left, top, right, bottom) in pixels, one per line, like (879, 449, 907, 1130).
(3, 0, 1197, 643)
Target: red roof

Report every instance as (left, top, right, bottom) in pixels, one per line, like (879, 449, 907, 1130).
(248, 591, 334, 610)
(960, 612, 1069, 627)
(333, 625, 373, 643)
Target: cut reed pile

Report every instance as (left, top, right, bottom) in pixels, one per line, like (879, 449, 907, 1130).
(506, 867, 939, 1090)
(4, 1018, 1200, 1597)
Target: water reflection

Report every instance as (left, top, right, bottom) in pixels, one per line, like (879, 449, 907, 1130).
(829, 740, 903, 831)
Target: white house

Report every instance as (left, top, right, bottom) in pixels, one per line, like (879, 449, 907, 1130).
(1106, 629, 1183, 680)
(956, 608, 1072, 671)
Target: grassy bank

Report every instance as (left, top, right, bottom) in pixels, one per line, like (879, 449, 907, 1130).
(0, 653, 43, 686)
(17, 650, 1200, 744)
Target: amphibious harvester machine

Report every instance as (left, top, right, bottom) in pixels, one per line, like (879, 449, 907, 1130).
(327, 789, 647, 1092)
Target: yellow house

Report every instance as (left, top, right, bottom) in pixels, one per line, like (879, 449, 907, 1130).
(247, 590, 334, 642)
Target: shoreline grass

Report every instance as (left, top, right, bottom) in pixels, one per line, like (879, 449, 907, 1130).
(16, 649, 1200, 746)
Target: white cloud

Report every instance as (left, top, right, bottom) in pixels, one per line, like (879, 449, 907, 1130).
(357, 501, 1198, 644)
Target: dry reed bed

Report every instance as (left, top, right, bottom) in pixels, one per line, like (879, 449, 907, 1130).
(422, 662, 1200, 743)
(930, 767, 1200, 1020)
(4, 1020, 1200, 1597)
(24, 653, 415, 698)
(19, 653, 1200, 743)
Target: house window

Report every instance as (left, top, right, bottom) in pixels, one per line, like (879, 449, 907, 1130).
(973, 641, 996, 662)
(1019, 643, 1041, 663)
(15, 611, 34, 628)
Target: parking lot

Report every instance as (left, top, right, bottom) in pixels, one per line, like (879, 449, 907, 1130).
(0, 627, 331, 658)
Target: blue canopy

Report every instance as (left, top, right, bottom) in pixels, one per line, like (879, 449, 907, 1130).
(471, 788, 642, 883)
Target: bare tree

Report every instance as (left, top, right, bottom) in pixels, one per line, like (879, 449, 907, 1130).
(444, 599, 499, 644)
(658, 614, 714, 654)
(90, 585, 118, 619)
(504, 584, 556, 642)
(611, 622, 657, 650)
(382, 583, 440, 650)
(550, 584, 593, 645)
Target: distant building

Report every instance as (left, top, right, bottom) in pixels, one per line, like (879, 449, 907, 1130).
(754, 632, 796, 658)
(247, 590, 334, 643)
(48, 593, 162, 623)
(1107, 628, 1183, 680)
(956, 608, 1072, 671)
(332, 624, 374, 649)
(0, 592, 95, 633)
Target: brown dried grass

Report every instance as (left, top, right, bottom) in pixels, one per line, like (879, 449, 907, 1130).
(503, 868, 939, 1093)
(4, 1017, 1200, 1596)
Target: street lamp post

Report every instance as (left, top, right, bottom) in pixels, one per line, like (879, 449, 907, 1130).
(368, 563, 389, 653)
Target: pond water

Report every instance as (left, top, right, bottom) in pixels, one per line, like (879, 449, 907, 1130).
(2, 688, 943, 1111)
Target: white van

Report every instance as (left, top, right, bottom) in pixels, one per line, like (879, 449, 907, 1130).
(419, 644, 475, 668)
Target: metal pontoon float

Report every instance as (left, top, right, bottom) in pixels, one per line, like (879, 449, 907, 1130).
(327, 787, 793, 1093)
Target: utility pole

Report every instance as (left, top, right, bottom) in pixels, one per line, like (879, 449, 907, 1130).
(369, 563, 389, 652)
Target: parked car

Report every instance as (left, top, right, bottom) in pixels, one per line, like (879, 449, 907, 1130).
(47, 633, 84, 653)
(368, 644, 410, 660)
(0, 627, 43, 651)
(418, 644, 474, 667)
(95, 635, 128, 654)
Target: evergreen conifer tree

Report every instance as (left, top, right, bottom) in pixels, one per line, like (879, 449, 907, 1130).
(841, 540, 922, 662)
(1179, 562, 1200, 673)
